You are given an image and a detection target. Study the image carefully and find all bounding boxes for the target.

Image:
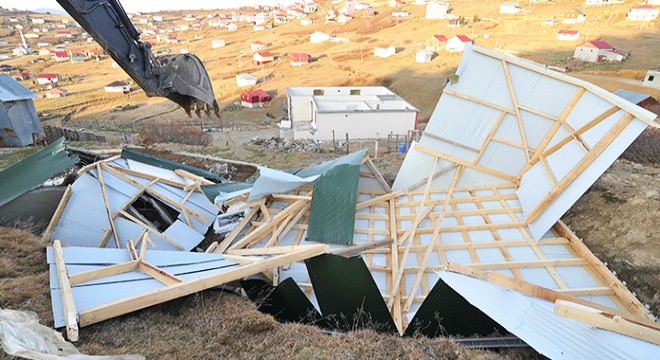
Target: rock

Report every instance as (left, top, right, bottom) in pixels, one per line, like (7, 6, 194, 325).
(632, 163, 644, 171)
(629, 197, 645, 206)
(645, 190, 658, 199)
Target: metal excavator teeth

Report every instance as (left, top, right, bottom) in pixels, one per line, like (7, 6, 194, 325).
(157, 54, 221, 118)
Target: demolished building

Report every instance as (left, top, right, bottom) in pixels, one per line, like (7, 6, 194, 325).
(36, 45, 660, 357)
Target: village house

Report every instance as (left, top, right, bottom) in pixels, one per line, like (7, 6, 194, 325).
(290, 53, 311, 66)
(416, 49, 434, 63)
(500, 2, 523, 14)
(227, 23, 238, 32)
(446, 35, 473, 52)
(56, 31, 73, 38)
(557, 29, 580, 41)
(337, 13, 353, 23)
(0, 75, 43, 146)
(104, 81, 131, 94)
(374, 45, 396, 58)
(211, 39, 226, 49)
(426, 1, 449, 19)
(643, 0, 660, 5)
(52, 51, 70, 62)
(37, 42, 51, 47)
(153, 15, 163, 22)
(642, 70, 659, 88)
(32, 18, 45, 24)
(310, 31, 331, 43)
(282, 86, 420, 141)
(253, 25, 265, 31)
(564, 9, 586, 24)
(304, 2, 319, 13)
(300, 19, 313, 26)
(251, 41, 268, 51)
(13, 73, 30, 81)
(573, 40, 626, 62)
(236, 73, 258, 87)
(37, 73, 61, 86)
(38, 48, 51, 56)
(24, 33, 39, 39)
(274, 12, 288, 24)
(165, 36, 178, 44)
(426, 34, 448, 52)
(45, 88, 69, 98)
(626, 5, 659, 21)
(240, 89, 271, 108)
(12, 47, 29, 56)
(585, 0, 624, 6)
(253, 52, 274, 65)
(392, 10, 410, 17)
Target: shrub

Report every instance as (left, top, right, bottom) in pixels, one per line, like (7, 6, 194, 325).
(139, 123, 213, 146)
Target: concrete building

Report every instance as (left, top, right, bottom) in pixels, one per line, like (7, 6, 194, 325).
(310, 31, 331, 43)
(374, 45, 396, 58)
(45, 88, 69, 98)
(642, 70, 660, 88)
(104, 81, 131, 94)
(236, 73, 258, 87)
(446, 35, 472, 52)
(556, 29, 580, 41)
(253, 52, 274, 65)
(426, 34, 448, 52)
(416, 49, 433, 63)
(626, 5, 659, 21)
(290, 53, 311, 66)
(0, 74, 43, 146)
(564, 9, 586, 24)
(251, 41, 267, 51)
(211, 39, 226, 48)
(282, 86, 420, 140)
(240, 89, 271, 108)
(37, 73, 61, 86)
(573, 40, 626, 63)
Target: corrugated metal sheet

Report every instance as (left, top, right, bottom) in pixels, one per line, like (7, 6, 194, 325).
(0, 74, 37, 101)
(48, 246, 237, 328)
(307, 164, 360, 245)
(404, 275, 505, 337)
(0, 137, 78, 207)
(121, 148, 223, 182)
(305, 254, 397, 333)
(438, 270, 660, 359)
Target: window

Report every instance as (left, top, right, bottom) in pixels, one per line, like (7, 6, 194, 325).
(350, 89, 361, 95)
(649, 75, 655, 82)
(313, 89, 324, 96)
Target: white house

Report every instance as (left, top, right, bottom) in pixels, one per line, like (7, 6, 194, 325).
(416, 49, 433, 63)
(310, 31, 331, 43)
(282, 86, 420, 140)
(446, 35, 472, 52)
(104, 81, 131, 94)
(563, 9, 586, 24)
(642, 70, 660, 88)
(374, 45, 396, 58)
(337, 13, 353, 23)
(211, 39, 226, 49)
(236, 73, 258, 87)
(32, 18, 45, 24)
(643, 0, 660, 5)
(24, 33, 39, 38)
(426, 1, 449, 19)
(626, 6, 659, 21)
(12, 47, 29, 56)
(253, 25, 265, 31)
(392, 11, 409, 17)
(251, 41, 267, 51)
(227, 23, 238, 32)
(556, 29, 580, 41)
(573, 40, 626, 62)
(153, 15, 164, 22)
(300, 19, 313, 26)
(500, 2, 523, 14)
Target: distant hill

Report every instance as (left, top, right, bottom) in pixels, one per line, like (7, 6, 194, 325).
(32, 7, 67, 15)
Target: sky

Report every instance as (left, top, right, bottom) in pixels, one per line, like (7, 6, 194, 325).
(2, 0, 298, 13)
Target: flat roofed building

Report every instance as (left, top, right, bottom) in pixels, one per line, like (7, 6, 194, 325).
(283, 86, 419, 140)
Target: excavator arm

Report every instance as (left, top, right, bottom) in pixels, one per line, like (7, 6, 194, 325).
(56, 0, 220, 117)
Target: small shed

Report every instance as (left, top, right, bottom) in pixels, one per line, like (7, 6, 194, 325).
(240, 89, 271, 108)
(251, 41, 267, 51)
(236, 73, 258, 87)
(426, 34, 448, 51)
(446, 35, 472, 52)
(0, 75, 43, 146)
(642, 70, 659, 89)
(290, 53, 311, 66)
(211, 39, 226, 49)
(227, 24, 238, 32)
(374, 45, 396, 58)
(45, 88, 69, 98)
(556, 29, 580, 41)
(104, 81, 131, 94)
(416, 49, 433, 63)
(310, 31, 331, 43)
(500, 2, 522, 14)
(253, 52, 274, 65)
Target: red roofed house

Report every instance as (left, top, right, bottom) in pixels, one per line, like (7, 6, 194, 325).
(426, 35, 448, 52)
(52, 50, 69, 62)
(37, 73, 61, 86)
(374, 45, 396, 58)
(574, 40, 626, 63)
(626, 5, 659, 21)
(446, 35, 473, 52)
(251, 41, 267, 51)
(13, 72, 30, 81)
(45, 88, 69, 98)
(241, 89, 271, 108)
(556, 29, 580, 41)
(253, 51, 274, 65)
(56, 31, 73, 38)
(289, 53, 311, 66)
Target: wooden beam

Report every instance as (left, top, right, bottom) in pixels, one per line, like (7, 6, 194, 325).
(443, 89, 514, 114)
(356, 190, 404, 210)
(501, 60, 531, 162)
(329, 238, 394, 258)
(96, 165, 120, 249)
(215, 206, 260, 253)
(423, 131, 480, 153)
(554, 300, 660, 345)
(473, 111, 507, 165)
(525, 114, 634, 223)
(119, 210, 184, 250)
(69, 261, 139, 286)
(415, 143, 518, 184)
(138, 261, 183, 285)
(78, 244, 327, 327)
(364, 157, 392, 192)
(53, 240, 78, 341)
(41, 184, 72, 243)
(174, 169, 214, 185)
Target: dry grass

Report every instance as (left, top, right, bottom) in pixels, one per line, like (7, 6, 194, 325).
(139, 123, 213, 146)
(0, 226, 539, 360)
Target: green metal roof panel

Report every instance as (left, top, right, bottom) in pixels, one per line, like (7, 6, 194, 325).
(305, 254, 397, 333)
(404, 276, 505, 337)
(201, 181, 254, 202)
(0, 137, 79, 207)
(306, 163, 360, 245)
(121, 148, 222, 182)
(241, 277, 326, 325)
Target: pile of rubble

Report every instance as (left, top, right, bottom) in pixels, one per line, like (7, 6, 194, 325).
(250, 136, 321, 152)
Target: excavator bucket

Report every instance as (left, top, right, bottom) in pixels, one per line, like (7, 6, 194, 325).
(157, 54, 221, 118)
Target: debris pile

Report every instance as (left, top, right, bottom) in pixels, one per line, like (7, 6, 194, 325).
(1, 46, 659, 359)
(250, 136, 322, 152)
